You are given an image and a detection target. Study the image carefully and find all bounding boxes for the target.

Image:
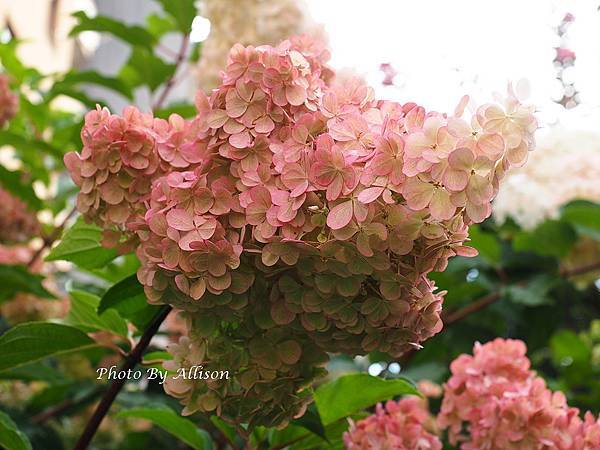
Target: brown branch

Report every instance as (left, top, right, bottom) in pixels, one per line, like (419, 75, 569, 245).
(31, 386, 102, 424)
(27, 206, 77, 268)
(152, 34, 190, 111)
(400, 260, 600, 364)
(443, 260, 600, 326)
(74, 305, 172, 450)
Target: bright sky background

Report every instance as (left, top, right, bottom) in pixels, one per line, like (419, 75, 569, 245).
(305, 0, 600, 131)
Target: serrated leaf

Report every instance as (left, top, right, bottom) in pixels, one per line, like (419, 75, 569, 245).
(66, 290, 128, 338)
(46, 217, 118, 269)
(117, 406, 212, 450)
(155, 0, 197, 33)
(0, 322, 97, 371)
(98, 274, 161, 330)
(0, 411, 32, 450)
(0, 265, 55, 303)
(70, 12, 156, 49)
(0, 165, 42, 210)
(314, 373, 419, 425)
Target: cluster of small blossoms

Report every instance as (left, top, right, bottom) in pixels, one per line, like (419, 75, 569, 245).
(163, 280, 329, 427)
(344, 339, 600, 450)
(344, 397, 441, 450)
(438, 338, 600, 450)
(0, 74, 18, 127)
(66, 36, 537, 426)
(0, 188, 40, 244)
(197, 0, 308, 90)
(64, 107, 208, 250)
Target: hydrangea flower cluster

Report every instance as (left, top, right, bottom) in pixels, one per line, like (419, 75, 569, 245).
(0, 187, 40, 244)
(0, 74, 18, 127)
(438, 338, 600, 450)
(197, 0, 309, 90)
(66, 36, 537, 426)
(343, 397, 441, 450)
(345, 339, 600, 450)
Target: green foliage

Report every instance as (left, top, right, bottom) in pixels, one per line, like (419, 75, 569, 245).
(0, 411, 32, 450)
(154, 0, 197, 33)
(117, 405, 212, 450)
(46, 217, 118, 269)
(119, 47, 175, 92)
(314, 373, 419, 425)
(513, 219, 578, 257)
(70, 12, 157, 49)
(0, 265, 55, 303)
(65, 290, 129, 338)
(0, 166, 42, 210)
(0, 322, 97, 371)
(98, 274, 162, 330)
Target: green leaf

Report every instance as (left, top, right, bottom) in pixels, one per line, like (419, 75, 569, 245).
(0, 130, 64, 160)
(98, 275, 161, 330)
(0, 265, 55, 303)
(70, 12, 156, 49)
(154, 102, 197, 119)
(0, 165, 42, 210)
(46, 217, 118, 269)
(66, 290, 128, 338)
(0, 322, 97, 371)
(50, 70, 133, 101)
(291, 406, 327, 442)
(0, 411, 32, 450)
(503, 274, 557, 306)
(468, 225, 501, 265)
(119, 47, 175, 91)
(0, 361, 66, 383)
(155, 0, 197, 33)
(513, 220, 577, 258)
(117, 406, 212, 450)
(550, 329, 591, 367)
(313, 373, 419, 425)
(561, 200, 600, 240)
(146, 13, 178, 38)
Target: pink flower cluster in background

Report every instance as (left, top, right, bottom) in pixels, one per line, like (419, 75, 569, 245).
(344, 339, 600, 450)
(344, 397, 441, 450)
(438, 338, 600, 449)
(0, 74, 18, 127)
(0, 187, 40, 244)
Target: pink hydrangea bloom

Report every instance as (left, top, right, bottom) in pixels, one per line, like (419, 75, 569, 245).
(343, 397, 442, 450)
(66, 35, 540, 426)
(0, 74, 18, 127)
(66, 35, 539, 357)
(438, 338, 599, 450)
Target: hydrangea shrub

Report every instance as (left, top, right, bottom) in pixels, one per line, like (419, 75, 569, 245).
(344, 339, 600, 450)
(65, 35, 537, 426)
